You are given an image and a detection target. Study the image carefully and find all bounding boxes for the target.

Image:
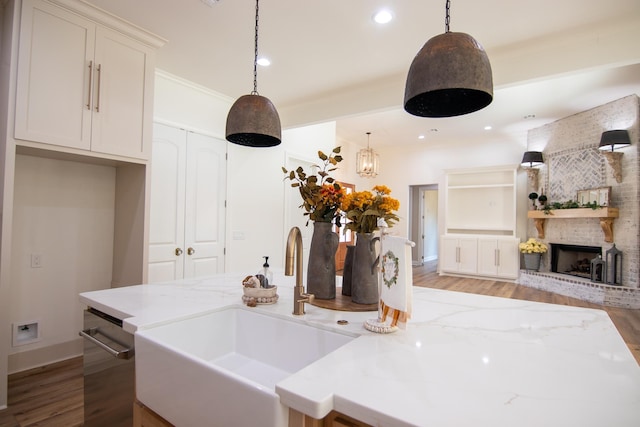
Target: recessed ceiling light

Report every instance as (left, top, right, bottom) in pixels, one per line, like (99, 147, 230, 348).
(373, 9, 393, 24)
(257, 57, 271, 66)
(484, 125, 492, 131)
(418, 134, 425, 139)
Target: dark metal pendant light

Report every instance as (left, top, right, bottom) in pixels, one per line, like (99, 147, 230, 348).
(226, 0, 281, 147)
(404, 0, 493, 118)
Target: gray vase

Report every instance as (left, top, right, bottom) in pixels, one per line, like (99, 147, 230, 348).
(306, 221, 339, 299)
(523, 253, 541, 271)
(351, 232, 381, 304)
(341, 245, 355, 296)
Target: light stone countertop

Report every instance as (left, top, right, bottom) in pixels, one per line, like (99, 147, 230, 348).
(80, 272, 640, 427)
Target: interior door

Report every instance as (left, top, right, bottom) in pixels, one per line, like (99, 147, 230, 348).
(148, 124, 186, 282)
(423, 189, 438, 262)
(183, 132, 227, 278)
(148, 124, 226, 283)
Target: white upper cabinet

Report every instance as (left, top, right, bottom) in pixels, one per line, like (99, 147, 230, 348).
(15, 0, 163, 160)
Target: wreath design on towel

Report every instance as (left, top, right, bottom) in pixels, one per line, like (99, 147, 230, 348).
(381, 250, 399, 289)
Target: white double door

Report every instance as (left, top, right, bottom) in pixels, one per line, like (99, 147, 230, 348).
(148, 123, 226, 283)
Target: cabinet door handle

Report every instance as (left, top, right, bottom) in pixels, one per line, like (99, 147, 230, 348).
(175, 248, 183, 256)
(86, 61, 93, 110)
(187, 247, 195, 256)
(495, 249, 500, 266)
(456, 247, 460, 263)
(95, 63, 102, 112)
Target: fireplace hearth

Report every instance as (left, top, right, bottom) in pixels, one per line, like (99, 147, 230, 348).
(551, 243, 602, 279)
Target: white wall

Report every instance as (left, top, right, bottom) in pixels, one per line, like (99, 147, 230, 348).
(8, 155, 116, 373)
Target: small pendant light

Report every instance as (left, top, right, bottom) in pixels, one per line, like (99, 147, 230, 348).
(226, 0, 281, 147)
(356, 132, 380, 178)
(404, 0, 493, 118)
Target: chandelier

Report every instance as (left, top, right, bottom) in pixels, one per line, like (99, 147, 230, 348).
(356, 132, 379, 178)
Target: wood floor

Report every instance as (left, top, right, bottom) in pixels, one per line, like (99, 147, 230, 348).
(1, 266, 638, 426)
(0, 356, 83, 427)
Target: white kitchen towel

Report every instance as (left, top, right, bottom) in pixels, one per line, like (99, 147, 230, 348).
(379, 235, 414, 329)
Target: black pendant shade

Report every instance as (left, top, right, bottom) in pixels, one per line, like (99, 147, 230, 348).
(521, 151, 544, 167)
(598, 130, 631, 151)
(226, 94, 281, 147)
(404, 31, 493, 118)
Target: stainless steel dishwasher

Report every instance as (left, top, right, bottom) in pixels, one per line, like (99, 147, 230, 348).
(80, 307, 135, 426)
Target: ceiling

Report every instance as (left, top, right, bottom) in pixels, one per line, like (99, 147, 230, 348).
(85, 0, 640, 149)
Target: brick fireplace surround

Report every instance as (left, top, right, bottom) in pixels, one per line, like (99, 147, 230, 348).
(517, 95, 640, 309)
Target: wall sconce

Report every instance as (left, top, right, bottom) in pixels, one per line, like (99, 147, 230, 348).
(356, 132, 379, 178)
(520, 151, 544, 189)
(598, 130, 631, 183)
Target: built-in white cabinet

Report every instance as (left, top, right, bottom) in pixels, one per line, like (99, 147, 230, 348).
(441, 236, 478, 275)
(148, 124, 227, 283)
(477, 237, 520, 279)
(445, 166, 517, 236)
(15, 0, 162, 160)
(441, 166, 520, 280)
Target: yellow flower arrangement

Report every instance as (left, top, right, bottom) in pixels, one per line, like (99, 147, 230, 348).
(341, 185, 400, 234)
(519, 238, 548, 254)
(282, 148, 345, 224)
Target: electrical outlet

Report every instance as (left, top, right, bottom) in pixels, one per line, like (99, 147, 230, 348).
(31, 253, 43, 268)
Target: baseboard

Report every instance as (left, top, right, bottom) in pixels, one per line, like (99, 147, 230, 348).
(8, 338, 83, 374)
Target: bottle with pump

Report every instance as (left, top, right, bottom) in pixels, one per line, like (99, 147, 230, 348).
(257, 256, 273, 288)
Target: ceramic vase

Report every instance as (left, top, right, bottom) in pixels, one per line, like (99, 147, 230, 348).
(307, 221, 339, 299)
(523, 253, 541, 271)
(341, 245, 355, 296)
(351, 232, 381, 304)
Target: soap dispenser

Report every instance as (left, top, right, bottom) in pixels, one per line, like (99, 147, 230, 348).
(257, 256, 273, 288)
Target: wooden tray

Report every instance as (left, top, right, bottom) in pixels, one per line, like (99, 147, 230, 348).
(309, 287, 378, 312)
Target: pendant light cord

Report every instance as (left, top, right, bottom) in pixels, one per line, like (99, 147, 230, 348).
(252, 0, 260, 95)
(444, 0, 451, 33)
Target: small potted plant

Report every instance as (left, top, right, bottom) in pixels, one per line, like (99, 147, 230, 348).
(528, 192, 538, 210)
(537, 194, 547, 207)
(519, 238, 547, 271)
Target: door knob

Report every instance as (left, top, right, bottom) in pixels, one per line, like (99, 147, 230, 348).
(175, 248, 183, 256)
(187, 247, 195, 255)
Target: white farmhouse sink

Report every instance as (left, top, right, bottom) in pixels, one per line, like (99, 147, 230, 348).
(135, 306, 355, 427)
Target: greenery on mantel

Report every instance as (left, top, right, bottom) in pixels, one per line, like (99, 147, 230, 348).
(542, 200, 606, 215)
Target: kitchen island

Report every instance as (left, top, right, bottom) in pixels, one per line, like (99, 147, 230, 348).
(80, 272, 640, 427)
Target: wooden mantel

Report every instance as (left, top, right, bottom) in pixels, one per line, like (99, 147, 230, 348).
(527, 207, 619, 242)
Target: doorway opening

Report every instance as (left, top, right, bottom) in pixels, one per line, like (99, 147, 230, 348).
(409, 184, 439, 268)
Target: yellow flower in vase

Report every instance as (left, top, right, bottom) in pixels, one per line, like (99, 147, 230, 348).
(342, 185, 400, 234)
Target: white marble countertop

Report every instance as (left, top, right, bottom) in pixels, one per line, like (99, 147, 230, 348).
(80, 272, 640, 426)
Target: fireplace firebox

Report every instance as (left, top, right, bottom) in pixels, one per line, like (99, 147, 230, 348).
(550, 244, 602, 279)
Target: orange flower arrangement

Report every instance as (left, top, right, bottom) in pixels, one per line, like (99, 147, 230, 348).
(282, 148, 345, 225)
